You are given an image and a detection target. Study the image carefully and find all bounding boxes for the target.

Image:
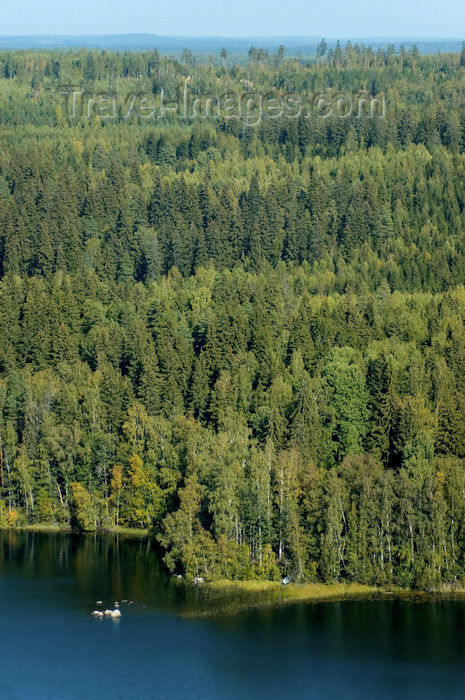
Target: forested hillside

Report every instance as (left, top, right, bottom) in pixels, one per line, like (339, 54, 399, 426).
(1, 45, 465, 588)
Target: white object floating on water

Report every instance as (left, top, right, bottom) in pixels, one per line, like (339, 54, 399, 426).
(96, 600, 102, 605)
(98, 609, 122, 618)
(114, 602, 119, 607)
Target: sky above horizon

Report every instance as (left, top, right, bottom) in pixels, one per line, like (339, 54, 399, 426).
(2, 0, 465, 39)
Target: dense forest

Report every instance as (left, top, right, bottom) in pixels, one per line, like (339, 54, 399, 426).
(2, 44, 465, 588)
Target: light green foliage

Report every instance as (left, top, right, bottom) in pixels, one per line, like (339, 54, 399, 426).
(70, 482, 97, 532)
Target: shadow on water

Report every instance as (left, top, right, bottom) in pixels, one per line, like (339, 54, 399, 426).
(0, 529, 225, 617)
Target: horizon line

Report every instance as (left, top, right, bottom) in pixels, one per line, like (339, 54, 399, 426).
(0, 32, 464, 41)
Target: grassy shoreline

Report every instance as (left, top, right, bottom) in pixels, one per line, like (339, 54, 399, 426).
(0, 523, 71, 533)
(0, 524, 149, 537)
(104, 526, 149, 537)
(179, 579, 465, 617)
(182, 580, 388, 617)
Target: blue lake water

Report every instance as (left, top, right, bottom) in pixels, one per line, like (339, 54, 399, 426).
(1, 531, 465, 699)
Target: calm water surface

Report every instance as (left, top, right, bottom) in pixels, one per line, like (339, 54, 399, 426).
(1, 531, 465, 699)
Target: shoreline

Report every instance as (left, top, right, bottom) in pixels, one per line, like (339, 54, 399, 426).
(0, 524, 149, 537)
(179, 579, 465, 617)
(0, 524, 71, 533)
(3, 526, 465, 614)
(103, 526, 150, 537)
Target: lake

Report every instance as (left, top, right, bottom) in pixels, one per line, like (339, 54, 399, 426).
(1, 531, 465, 699)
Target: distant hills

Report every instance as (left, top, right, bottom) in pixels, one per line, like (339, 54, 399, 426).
(0, 34, 463, 55)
